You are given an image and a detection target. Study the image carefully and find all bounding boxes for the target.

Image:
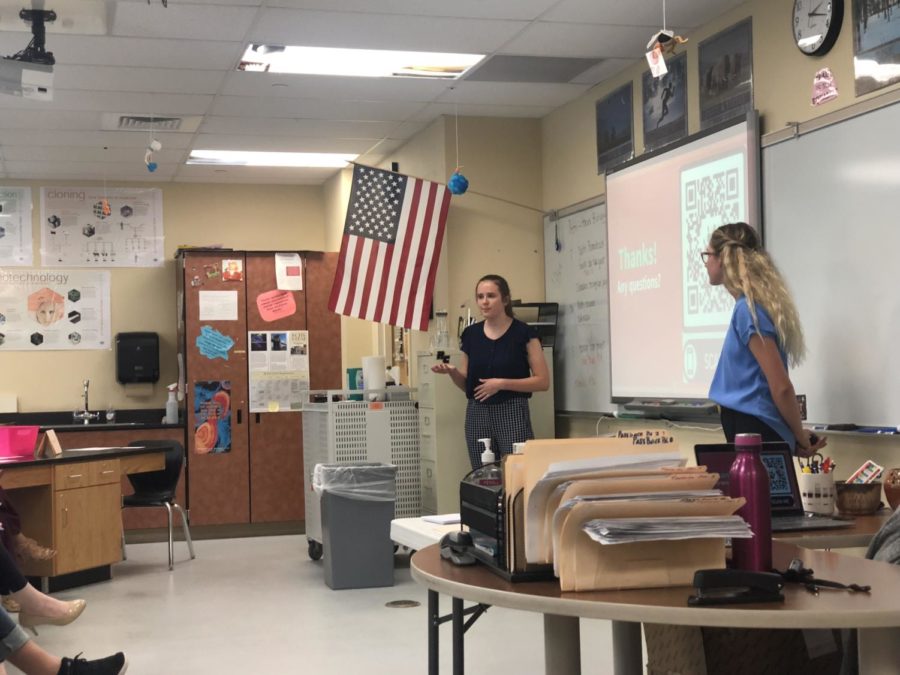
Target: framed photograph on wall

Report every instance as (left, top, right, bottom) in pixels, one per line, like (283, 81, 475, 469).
(853, 0, 900, 95)
(596, 82, 634, 174)
(642, 52, 687, 152)
(698, 18, 753, 129)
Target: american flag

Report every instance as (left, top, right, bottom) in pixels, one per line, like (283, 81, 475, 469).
(329, 164, 451, 330)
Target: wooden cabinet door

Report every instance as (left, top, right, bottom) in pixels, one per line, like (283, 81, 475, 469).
(245, 253, 306, 523)
(54, 484, 122, 575)
(182, 252, 250, 526)
(305, 252, 342, 391)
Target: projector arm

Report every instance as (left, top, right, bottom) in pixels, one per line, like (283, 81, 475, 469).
(9, 9, 56, 66)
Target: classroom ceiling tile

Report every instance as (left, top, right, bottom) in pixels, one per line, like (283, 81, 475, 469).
(247, 8, 527, 53)
(0, 0, 750, 183)
(264, 0, 560, 20)
(110, 1, 258, 40)
(219, 71, 448, 102)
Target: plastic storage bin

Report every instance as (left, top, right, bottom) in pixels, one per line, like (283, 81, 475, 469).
(313, 462, 397, 590)
(0, 426, 39, 459)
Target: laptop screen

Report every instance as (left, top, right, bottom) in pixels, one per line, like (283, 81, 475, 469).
(694, 442, 803, 516)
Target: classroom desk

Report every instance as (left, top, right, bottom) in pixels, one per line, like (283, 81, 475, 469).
(2, 446, 166, 591)
(411, 530, 900, 675)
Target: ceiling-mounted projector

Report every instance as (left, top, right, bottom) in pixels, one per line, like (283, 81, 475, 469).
(0, 8, 56, 101)
(0, 58, 52, 100)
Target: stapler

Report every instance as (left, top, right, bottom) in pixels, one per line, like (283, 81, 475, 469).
(440, 530, 476, 566)
(688, 569, 784, 606)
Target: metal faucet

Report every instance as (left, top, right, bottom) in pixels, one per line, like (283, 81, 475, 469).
(73, 379, 100, 424)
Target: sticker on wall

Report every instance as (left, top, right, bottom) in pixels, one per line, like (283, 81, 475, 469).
(256, 289, 296, 322)
(811, 67, 839, 106)
(222, 259, 243, 281)
(193, 380, 231, 454)
(196, 325, 234, 360)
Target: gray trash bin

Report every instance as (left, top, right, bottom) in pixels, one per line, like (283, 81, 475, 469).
(313, 462, 397, 590)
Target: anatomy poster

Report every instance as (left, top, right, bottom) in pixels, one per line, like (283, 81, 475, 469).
(193, 380, 232, 454)
(0, 187, 34, 267)
(248, 330, 310, 412)
(40, 187, 164, 267)
(0, 268, 110, 350)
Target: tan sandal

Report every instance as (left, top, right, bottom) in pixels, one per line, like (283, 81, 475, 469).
(1, 596, 20, 613)
(13, 534, 57, 564)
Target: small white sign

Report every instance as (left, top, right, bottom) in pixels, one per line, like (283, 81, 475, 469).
(199, 290, 238, 321)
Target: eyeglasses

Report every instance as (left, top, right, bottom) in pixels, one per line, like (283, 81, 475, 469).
(700, 251, 716, 263)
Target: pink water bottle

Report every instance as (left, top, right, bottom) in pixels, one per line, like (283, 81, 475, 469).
(729, 433, 772, 571)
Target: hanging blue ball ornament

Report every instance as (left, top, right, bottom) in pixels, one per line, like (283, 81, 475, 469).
(146, 161, 158, 173)
(448, 171, 469, 195)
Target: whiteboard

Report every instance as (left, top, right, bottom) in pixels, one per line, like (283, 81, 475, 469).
(763, 101, 900, 426)
(543, 202, 614, 413)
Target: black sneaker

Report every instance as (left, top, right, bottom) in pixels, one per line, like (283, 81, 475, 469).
(58, 652, 127, 675)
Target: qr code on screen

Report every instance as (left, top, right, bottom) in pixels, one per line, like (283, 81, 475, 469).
(761, 455, 792, 497)
(681, 155, 744, 328)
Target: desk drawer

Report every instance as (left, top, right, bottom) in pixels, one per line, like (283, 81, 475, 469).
(54, 459, 121, 490)
(91, 459, 120, 486)
(54, 464, 92, 490)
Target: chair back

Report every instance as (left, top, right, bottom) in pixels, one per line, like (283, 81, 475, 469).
(126, 440, 184, 501)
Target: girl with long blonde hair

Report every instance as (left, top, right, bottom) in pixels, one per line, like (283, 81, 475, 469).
(703, 222, 825, 457)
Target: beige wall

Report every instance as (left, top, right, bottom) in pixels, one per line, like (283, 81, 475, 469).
(540, 0, 900, 477)
(542, 0, 900, 209)
(1, 181, 324, 412)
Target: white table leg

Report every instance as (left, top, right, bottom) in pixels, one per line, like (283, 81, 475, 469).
(611, 621, 642, 675)
(858, 627, 900, 673)
(544, 614, 581, 675)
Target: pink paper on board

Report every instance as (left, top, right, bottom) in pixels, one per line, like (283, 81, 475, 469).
(256, 290, 296, 322)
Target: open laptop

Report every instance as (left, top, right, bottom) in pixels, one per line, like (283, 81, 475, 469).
(695, 442, 853, 532)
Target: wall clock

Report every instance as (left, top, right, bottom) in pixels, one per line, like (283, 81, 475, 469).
(793, 0, 843, 56)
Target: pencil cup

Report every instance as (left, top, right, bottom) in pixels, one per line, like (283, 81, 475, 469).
(798, 472, 835, 515)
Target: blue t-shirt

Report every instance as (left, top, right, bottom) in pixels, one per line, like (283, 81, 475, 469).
(709, 297, 795, 448)
(460, 319, 538, 404)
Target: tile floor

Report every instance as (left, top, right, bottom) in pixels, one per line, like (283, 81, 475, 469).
(9, 535, 620, 674)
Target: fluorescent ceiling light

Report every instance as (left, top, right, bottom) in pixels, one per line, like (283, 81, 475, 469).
(187, 150, 356, 168)
(238, 45, 484, 79)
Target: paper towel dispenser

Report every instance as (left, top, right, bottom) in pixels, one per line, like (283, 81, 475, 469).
(116, 332, 160, 384)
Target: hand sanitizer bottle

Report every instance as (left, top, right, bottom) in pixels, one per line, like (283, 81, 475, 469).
(473, 438, 502, 487)
(164, 383, 179, 424)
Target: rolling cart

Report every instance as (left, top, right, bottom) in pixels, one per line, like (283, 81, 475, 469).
(302, 388, 420, 560)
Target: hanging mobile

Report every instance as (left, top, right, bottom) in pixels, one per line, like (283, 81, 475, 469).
(447, 100, 469, 195)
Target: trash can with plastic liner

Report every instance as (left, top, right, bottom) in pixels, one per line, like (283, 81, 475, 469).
(313, 462, 397, 590)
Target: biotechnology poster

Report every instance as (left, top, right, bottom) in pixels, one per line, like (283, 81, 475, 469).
(0, 268, 110, 350)
(193, 380, 232, 454)
(0, 187, 34, 267)
(248, 330, 310, 412)
(40, 187, 164, 268)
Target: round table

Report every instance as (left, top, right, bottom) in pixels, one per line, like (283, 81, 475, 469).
(411, 540, 900, 674)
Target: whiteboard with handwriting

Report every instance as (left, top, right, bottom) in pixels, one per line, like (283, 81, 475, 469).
(543, 202, 614, 413)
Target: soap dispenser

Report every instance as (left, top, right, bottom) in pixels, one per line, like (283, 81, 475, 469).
(472, 438, 502, 487)
(164, 383, 179, 424)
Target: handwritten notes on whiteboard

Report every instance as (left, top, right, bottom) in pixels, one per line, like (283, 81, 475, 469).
(544, 202, 613, 413)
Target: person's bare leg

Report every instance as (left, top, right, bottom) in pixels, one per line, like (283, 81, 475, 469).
(5, 640, 61, 675)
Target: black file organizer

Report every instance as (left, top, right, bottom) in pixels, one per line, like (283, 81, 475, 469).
(460, 479, 554, 583)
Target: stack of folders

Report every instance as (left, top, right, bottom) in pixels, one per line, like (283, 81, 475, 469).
(502, 434, 747, 591)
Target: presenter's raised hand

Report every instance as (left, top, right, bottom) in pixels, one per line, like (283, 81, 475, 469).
(431, 362, 456, 375)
